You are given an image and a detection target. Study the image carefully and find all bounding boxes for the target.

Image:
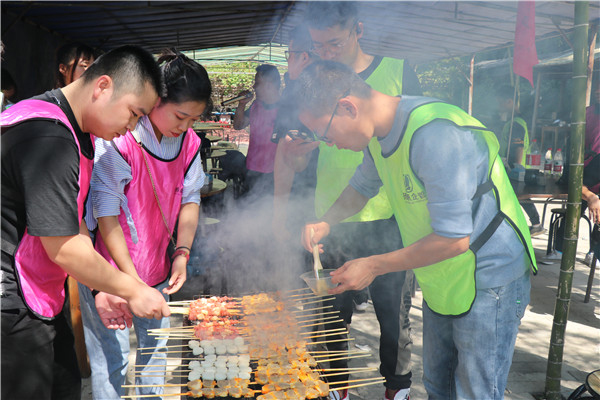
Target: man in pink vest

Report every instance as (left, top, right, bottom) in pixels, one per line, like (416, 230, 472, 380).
(1, 45, 170, 400)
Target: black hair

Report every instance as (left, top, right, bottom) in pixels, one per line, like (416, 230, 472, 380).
(305, 1, 359, 31)
(82, 45, 164, 98)
(296, 60, 371, 117)
(256, 64, 281, 90)
(289, 25, 315, 55)
(55, 42, 96, 88)
(1, 68, 16, 91)
(156, 48, 212, 114)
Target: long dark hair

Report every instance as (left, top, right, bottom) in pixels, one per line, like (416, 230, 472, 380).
(157, 49, 212, 115)
(55, 42, 95, 88)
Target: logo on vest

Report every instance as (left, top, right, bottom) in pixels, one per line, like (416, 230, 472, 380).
(174, 186, 184, 195)
(402, 174, 426, 203)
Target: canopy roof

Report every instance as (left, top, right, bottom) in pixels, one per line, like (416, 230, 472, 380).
(2, 1, 599, 65)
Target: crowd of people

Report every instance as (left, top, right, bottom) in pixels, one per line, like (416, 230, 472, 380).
(1, 2, 598, 400)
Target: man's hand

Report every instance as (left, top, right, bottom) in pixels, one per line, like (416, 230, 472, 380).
(163, 258, 187, 295)
(301, 221, 330, 252)
(127, 282, 171, 320)
(329, 257, 379, 294)
(95, 292, 133, 330)
(587, 194, 600, 225)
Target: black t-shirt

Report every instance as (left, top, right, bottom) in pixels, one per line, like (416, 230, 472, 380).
(1, 89, 93, 310)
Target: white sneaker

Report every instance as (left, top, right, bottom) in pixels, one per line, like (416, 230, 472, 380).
(384, 388, 410, 400)
(329, 389, 349, 400)
(584, 251, 594, 266)
(354, 301, 368, 311)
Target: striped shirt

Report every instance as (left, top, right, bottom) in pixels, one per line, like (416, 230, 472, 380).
(85, 115, 204, 234)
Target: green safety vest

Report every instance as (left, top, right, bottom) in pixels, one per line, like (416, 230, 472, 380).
(314, 58, 405, 221)
(368, 102, 537, 316)
(499, 116, 530, 166)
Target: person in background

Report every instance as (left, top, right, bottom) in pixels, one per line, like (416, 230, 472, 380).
(80, 49, 208, 399)
(233, 64, 281, 196)
(1, 45, 170, 400)
(496, 85, 543, 236)
(298, 60, 536, 399)
(1, 68, 16, 111)
(585, 79, 600, 157)
(295, 3, 421, 399)
(272, 25, 321, 243)
(55, 42, 96, 88)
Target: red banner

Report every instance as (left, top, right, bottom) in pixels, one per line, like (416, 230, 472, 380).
(513, 1, 539, 87)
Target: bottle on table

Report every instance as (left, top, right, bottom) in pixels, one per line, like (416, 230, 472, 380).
(543, 148, 553, 175)
(553, 148, 563, 176)
(526, 139, 541, 170)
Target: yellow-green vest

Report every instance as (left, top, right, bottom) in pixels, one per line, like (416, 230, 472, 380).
(499, 116, 529, 166)
(368, 102, 537, 316)
(314, 57, 405, 221)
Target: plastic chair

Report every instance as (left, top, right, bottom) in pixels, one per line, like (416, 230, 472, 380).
(547, 208, 593, 255)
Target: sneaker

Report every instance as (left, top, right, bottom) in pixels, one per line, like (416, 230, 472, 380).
(329, 389, 349, 400)
(544, 250, 563, 261)
(354, 301, 369, 311)
(384, 388, 410, 400)
(529, 224, 545, 236)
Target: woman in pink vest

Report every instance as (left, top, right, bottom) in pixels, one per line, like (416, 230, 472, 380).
(79, 49, 210, 399)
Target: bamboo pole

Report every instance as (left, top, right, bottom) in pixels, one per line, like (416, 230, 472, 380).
(544, 3, 589, 399)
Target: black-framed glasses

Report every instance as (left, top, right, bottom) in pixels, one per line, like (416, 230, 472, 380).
(311, 24, 357, 54)
(313, 89, 351, 144)
(284, 50, 305, 61)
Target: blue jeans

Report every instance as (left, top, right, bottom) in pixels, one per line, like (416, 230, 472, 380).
(422, 272, 530, 399)
(79, 281, 169, 399)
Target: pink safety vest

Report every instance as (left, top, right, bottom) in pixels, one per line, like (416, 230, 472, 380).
(94, 129, 201, 286)
(1, 99, 93, 319)
(246, 101, 278, 173)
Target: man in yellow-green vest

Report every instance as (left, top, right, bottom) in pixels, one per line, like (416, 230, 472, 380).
(297, 60, 537, 399)
(496, 85, 543, 236)
(272, 4, 421, 400)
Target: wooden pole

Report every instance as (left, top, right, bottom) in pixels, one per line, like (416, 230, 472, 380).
(468, 54, 474, 115)
(68, 277, 91, 378)
(544, 2, 589, 399)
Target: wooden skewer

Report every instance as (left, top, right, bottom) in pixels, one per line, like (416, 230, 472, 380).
(317, 353, 371, 363)
(140, 349, 189, 355)
(298, 315, 341, 325)
(300, 327, 347, 336)
(300, 318, 344, 328)
(168, 307, 189, 314)
(320, 367, 378, 372)
(148, 326, 194, 332)
(122, 383, 187, 388)
(332, 379, 387, 391)
(292, 305, 333, 313)
(304, 331, 349, 340)
(312, 350, 368, 358)
(329, 376, 386, 386)
(296, 310, 340, 320)
(296, 297, 335, 305)
(122, 392, 186, 398)
(136, 344, 189, 350)
(310, 337, 354, 345)
(321, 368, 378, 378)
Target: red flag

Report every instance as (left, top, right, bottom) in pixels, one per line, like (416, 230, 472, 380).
(513, 1, 539, 87)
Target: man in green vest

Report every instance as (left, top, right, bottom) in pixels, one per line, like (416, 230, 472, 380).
(272, 4, 422, 400)
(296, 60, 537, 399)
(496, 85, 543, 236)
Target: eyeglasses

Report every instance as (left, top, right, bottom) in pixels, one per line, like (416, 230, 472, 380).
(311, 29, 355, 54)
(313, 89, 351, 144)
(284, 50, 305, 61)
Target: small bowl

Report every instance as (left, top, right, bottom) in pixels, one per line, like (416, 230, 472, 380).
(300, 269, 337, 296)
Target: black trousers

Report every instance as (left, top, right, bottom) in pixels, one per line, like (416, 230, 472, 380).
(320, 217, 413, 390)
(1, 307, 81, 400)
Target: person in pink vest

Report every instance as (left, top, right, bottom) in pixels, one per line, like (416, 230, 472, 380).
(233, 64, 281, 196)
(1, 45, 170, 400)
(80, 49, 209, 399)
